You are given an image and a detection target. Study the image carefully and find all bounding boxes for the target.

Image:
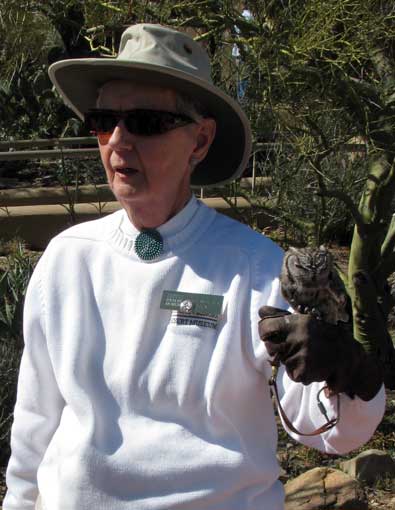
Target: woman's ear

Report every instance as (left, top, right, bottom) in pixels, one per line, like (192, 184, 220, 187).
(190, 118, 216, 167)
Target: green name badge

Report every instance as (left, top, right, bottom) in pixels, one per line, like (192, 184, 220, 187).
(160, 290, 224, 316)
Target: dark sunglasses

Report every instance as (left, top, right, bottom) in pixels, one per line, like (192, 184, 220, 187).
(85, 108, 196, 144)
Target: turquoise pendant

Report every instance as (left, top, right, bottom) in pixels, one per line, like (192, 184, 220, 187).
(134, 229, 163, 260)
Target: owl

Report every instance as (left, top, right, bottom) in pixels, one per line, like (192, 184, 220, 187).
(279, 245, 349, 324)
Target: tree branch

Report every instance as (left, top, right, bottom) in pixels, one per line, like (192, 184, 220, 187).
(380, 213, 395, 260)
(315, 187, 367, 237)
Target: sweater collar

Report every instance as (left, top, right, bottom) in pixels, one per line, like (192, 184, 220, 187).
(120, 195, 199, 238)
(109, 195, 213, 261)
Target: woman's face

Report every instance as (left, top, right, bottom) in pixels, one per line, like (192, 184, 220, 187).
(97, 81, 216, 229)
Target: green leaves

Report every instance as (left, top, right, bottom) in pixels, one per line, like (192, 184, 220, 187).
(0, 242, 36, 347)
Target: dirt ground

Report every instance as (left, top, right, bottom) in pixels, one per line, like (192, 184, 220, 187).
(275, 389, 395, 509)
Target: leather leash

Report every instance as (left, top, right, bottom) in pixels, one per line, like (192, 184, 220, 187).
(269, 359, 340, 436)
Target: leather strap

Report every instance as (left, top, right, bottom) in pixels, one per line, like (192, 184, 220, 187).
(269, 362, 340, 436)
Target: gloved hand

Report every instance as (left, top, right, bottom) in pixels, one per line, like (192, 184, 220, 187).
(258, 306, 383, 401)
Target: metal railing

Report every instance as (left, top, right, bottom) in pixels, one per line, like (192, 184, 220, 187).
(0, 137, 99, 161)
(0, 137, 275, 197)
(0, 137, 368, 160)
(0, 137, 367, 198)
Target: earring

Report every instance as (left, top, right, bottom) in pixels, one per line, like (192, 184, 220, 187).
(190, 157, 199, 168)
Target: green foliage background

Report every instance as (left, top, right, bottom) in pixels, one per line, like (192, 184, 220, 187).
(2, 0, 395, 245)
(1, 1, 395, 499)
(2, 0, 395, 367)
(0, 242, 36, 467)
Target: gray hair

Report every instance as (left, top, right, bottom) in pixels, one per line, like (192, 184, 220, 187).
(175, 92, 209, 121)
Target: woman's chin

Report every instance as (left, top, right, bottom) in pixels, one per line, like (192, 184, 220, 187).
(111, 174, 146, 200)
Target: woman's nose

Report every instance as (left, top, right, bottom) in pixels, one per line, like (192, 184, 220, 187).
(108, 120, 135, 150)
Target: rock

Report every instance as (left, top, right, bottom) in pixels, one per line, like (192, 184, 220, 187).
(284, 467, 367, 510)
(340, 449, 395, 485)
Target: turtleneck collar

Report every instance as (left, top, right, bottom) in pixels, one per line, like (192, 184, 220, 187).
(120, 195, 198, 237)
(108, 195, 215, 262)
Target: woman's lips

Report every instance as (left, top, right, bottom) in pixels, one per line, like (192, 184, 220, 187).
(115, 167, 139, 175)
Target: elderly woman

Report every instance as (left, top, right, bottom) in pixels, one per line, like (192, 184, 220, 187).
(4, 24, 385, 510)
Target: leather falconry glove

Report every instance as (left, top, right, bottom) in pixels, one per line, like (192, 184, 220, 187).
(258, 306, 383, 401)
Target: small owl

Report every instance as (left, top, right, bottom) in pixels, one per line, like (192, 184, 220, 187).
(280, 245, 349, 324)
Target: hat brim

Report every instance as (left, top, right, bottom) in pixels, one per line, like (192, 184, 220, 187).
(49, 59, 252, 187)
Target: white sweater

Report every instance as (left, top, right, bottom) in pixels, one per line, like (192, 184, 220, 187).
(4, 196, 385, 510)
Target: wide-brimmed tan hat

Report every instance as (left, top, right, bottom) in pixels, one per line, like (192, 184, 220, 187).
(48, 23, 252, 187)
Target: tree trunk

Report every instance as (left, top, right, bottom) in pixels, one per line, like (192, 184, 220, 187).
(348, 154, 395, 388)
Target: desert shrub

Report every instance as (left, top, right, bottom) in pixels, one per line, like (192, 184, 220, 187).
(0, 241, 38, 466)
(0, 341, 22, 466)
(248, 137, 368, 247)
(0, 242, 37, 347)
